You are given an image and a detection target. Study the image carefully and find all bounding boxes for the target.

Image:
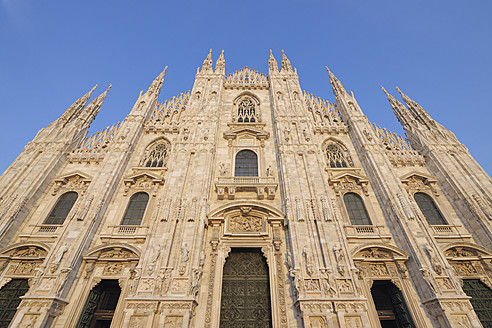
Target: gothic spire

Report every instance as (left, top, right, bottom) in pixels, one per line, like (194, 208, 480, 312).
(145, 67, 168, 98)
(381, 86, 414, 128)
(325, 66, 348, 98)
(59, 85, 98, 126)
(78, 84, 112, 127)
(200, 49, 213, 73)
(269, 50, 279, 74)
(214, 49, 225, 74)
(396, 87, 434, 127)
(280, 49, 293, 73)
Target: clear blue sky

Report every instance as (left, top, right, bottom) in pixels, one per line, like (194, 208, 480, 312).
(1, 1, 491, 174)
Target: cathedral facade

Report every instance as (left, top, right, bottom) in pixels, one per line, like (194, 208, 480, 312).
(0, 50, 491, 328)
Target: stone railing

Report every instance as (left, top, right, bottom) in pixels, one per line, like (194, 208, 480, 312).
(100, 225, 149, 241)
(215, 176, 277, 200)
(37, 225, 61, 234)
(430, 225, 471, 241)
(343, 225, 391, 241)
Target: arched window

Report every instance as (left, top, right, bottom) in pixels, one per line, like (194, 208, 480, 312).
(235, 150, 258, 177)
(326, 143, 350, 168)
(121, 192, 149, 225)
(237, 98, 257, 123)
(414, 192, 447, 225)
(43, 191, 78, 225)
(343, 192, 371, 225)
(143, 141, 168, 167)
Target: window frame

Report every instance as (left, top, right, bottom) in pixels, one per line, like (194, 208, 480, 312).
(43, 191, 78, 225)
(234, 149, 259, 177)
(343, 192, 372, 226)
(120, 192, 149, 226)
(413, 192, 447, 225)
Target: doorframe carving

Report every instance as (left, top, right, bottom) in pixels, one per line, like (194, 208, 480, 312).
(204, 204, 286, 328)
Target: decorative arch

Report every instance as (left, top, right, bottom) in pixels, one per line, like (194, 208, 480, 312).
(208, 201, 284, 218)
(322, 138, 353, 168)
(232, 92, 261, 123)
(352, 243, 409, 260)
(139, 137, 171, 168)
(0, 242, 50, 257)
(442, 242, 492, 257)
(84, 243, 141, 260)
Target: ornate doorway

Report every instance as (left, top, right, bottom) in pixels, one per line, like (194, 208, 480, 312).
(76, 280, 121, 328)
(0, 279, 29, 328)
(462, 279, 492, 327)
(370, 280, 415, 328)
(220, 249, 272, 328)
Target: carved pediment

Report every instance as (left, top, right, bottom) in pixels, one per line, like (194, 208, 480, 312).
(53, 171, 92, 195)
(353, 244, 408, 261)
(400, 171, 437, 184)
(84, 244, 141, 261)
(329, 172, 369, 196)
(223, 126, 270, 141)
(0, 245, 48, 259)
(443, 243, 492, 259)
(123, 172, 164, 196)
(400, 171, 438, 195)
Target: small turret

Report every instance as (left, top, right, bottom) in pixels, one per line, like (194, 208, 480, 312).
(78, 84, 112, 128)
(200, 49, 213, 74)
(59, 85, 98, 127)
(325, 66, 349, 99)
(214, 50, 225, 74)
(381, 86, 414, 129)
(144, 67, 168, 98)
(280, 49, 293, 73)
(396, 87, 434, 128)
(268, 50, 279, 74)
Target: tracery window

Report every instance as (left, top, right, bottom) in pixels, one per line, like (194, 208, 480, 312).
(43, 191, 78, 225)
(343, 192, 371, 225)
(326, 143, 351, 168)
(143, 141, 168, 167)
(121, 192, 149, 225)
(237, 98, 257, 123)
(414, 192, 447, 225)
(235, 150, 258, 177)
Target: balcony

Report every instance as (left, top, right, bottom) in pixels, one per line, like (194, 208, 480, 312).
(430, 225, 472, 241)
(343, 225, 392, 241)
(215, 176, 277, 200)
(100, 225, 149, 243)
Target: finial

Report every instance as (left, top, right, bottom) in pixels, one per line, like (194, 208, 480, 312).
(270, 49, 273, 55)
(107, 83, 112, 91)
(92, 84, 98, 91)
(381, 86, 389, 95)
(281, 49, 285, 55)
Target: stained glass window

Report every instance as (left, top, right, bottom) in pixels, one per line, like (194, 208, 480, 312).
(343, 192, 371, 225)
(326, 144, 350, 168)
(43, 192, 78, 225)
(414, 192, 447, 225)
(235, 150, 258, 177)
(121, 192, 149, 225)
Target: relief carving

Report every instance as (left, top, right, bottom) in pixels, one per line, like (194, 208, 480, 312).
(229, 215, 263, 233)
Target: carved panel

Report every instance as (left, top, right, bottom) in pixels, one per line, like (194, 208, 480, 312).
(164, 316, 183, 327)
(228, 215, 264, 233)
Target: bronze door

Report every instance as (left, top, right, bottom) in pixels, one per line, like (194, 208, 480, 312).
(462, 279, 492, 328)
(0, 279, 29, 328)
(220, 249, 272, 328)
